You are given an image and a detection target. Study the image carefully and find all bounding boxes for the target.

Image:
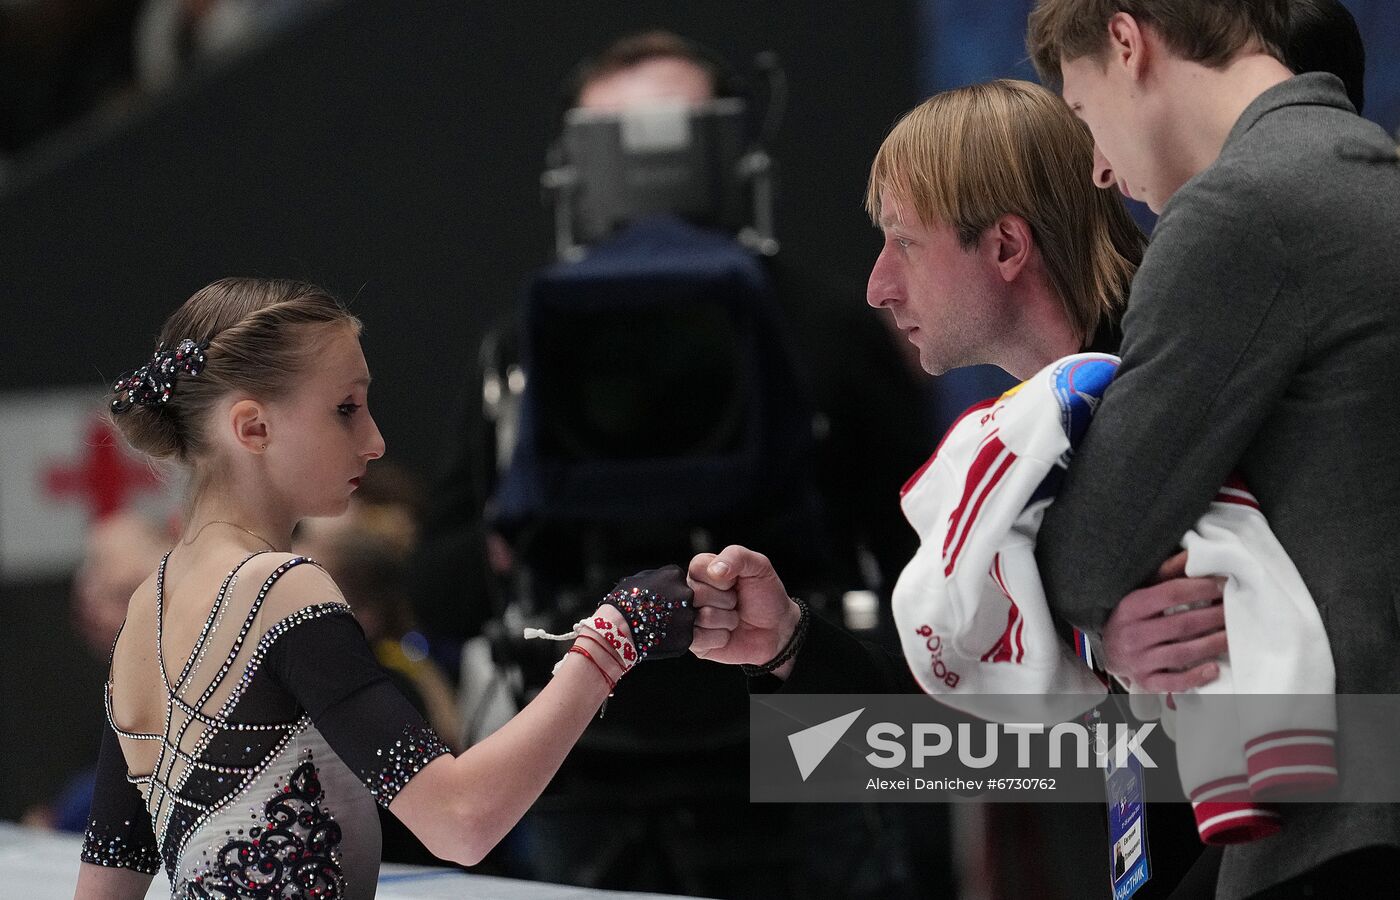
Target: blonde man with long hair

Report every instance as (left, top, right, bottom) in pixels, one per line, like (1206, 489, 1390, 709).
(861, 79, 1143, 378)
(689, 78, 1224, 688)
(685, 78, 1178, 686)
(683, 79, 1213, 893)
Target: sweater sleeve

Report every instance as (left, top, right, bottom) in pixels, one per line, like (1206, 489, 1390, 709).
(749, 612, 921, 695)
(1036, 169, 1304, 633)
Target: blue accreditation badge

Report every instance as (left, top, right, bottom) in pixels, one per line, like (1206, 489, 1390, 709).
(1105, 744, 1151, 899)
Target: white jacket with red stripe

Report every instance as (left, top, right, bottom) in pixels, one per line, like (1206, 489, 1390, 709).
(891, 353, 1338, 844)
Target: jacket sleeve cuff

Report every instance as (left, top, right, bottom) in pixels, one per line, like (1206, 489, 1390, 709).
(748, 612, 918, 695)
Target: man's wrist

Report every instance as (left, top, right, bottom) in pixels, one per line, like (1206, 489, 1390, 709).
(779, 598, 802, 645)
(742, 597, 809, 679)
(768, 599, 803, 681)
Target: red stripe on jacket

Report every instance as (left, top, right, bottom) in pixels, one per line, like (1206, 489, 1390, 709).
(900, 398, 999, 498)
(945, 447, 1015, 576)
(941, 433, 1006, 558)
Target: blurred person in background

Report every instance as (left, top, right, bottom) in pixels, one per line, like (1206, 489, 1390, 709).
(132, 0, 332, 92)
(1285, 0, 1366, 114)
(415, 29, 933, 656)
(0, 0, 330, 172)
(22, 512, 171, 832)
(295, 461, 465, 754)
(72, 512, 173, 660)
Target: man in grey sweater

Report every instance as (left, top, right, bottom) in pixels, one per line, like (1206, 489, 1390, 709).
(1028, 1, 1400, 896)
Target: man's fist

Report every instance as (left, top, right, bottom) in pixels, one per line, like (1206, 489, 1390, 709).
(687, 545, 802, 677)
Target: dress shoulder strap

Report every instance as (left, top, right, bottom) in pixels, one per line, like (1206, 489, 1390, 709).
(157, 550, 268, 697)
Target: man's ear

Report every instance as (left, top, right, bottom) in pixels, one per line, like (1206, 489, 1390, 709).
(987, 214, 1035, 284)
(228, 398, 270, 454)
(1107, 12, 1150, 82)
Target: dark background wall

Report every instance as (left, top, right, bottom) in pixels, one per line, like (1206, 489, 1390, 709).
(0, 0, 920, 820)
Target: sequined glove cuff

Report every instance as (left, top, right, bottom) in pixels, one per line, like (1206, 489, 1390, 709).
(599, 564, 695, 661)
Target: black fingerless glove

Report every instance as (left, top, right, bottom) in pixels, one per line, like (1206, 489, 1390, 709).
(600, 564, 695, 661)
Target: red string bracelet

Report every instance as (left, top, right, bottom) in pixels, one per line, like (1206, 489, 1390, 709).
(574, 631, 625, 670)
(567, 645, 616, 692)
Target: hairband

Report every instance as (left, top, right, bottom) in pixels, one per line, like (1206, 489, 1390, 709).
(111, 339, 209, 414)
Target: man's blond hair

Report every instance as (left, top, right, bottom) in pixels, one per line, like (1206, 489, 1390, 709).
(1027, 0, 1289, 87)
(865, 79, 1144, 345)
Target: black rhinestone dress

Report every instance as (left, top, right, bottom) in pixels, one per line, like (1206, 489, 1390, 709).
(80, 551, 450, 898)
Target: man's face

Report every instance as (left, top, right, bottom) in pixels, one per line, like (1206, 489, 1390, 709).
(1062, 53, 1169, 212)
(577, 56, 715, 111)
(866, 191, 1008, 376)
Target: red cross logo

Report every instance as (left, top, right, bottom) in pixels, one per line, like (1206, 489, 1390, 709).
(44, 419, 162, 521)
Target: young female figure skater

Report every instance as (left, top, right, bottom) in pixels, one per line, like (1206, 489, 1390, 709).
(75, 278, 692, 899)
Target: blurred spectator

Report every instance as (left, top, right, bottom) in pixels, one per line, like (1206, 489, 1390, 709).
(416, 29, 933, 650)
(0, 0, 331, 169)
(21, 511, 171, 831)
(70, 511, 171, 656)
(133, 0, 331, 92)
(1285, 0, 1366, 113)
(294, 461, 464, 750)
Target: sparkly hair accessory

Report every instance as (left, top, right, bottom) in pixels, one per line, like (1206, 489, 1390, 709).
(111, 339, 209, 413)
(599, 564, 695, 661)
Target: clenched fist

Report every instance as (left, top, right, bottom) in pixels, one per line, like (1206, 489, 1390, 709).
(687, 545, 802, 678)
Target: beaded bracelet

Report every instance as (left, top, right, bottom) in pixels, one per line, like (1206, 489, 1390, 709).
(741, 597, 810, 676)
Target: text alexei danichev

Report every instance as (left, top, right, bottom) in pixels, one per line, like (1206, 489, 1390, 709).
(867, 777, 985, 791)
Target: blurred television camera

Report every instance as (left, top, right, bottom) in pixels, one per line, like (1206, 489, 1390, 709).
(466, 44, 851, 719)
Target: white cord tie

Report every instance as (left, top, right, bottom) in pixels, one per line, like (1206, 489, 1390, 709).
(522, 626, 580, 642)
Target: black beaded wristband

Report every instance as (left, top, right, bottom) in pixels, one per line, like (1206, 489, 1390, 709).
(741, 596, 809, 676)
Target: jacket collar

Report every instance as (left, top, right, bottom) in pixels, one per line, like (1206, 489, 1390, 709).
(1225, 72, 1354, 150)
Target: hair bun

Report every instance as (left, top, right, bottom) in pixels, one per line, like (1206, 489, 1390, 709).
(107, 398, 184, 461)
(107, 278, 360, 465)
